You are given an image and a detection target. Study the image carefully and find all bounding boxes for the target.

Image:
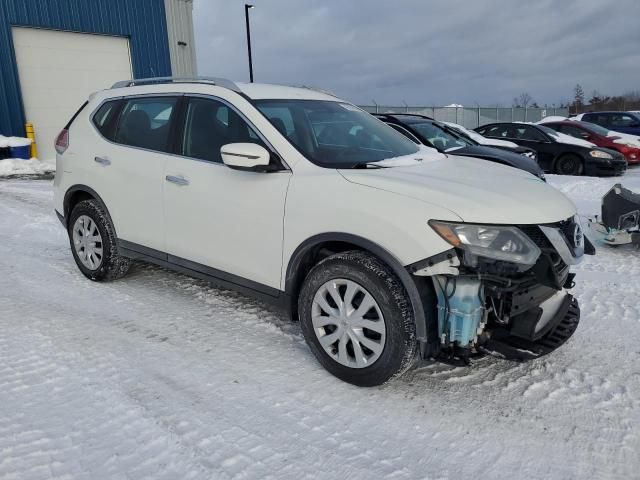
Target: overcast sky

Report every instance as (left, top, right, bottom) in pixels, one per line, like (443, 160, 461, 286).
(193, 0, 640, 107)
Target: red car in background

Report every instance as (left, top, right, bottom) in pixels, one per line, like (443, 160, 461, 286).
(542, 120, 640, 164)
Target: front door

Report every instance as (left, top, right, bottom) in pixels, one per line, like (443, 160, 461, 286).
(163, 96, 291, 292)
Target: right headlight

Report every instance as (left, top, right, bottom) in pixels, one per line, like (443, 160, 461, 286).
(429, 221, 541, 266)
(589, 150, 613, 160)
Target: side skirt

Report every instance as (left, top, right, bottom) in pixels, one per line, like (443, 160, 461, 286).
(117, 239, 290, 312)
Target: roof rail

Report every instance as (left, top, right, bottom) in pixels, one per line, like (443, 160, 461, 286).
(111, 76, 242, 93)
(296, 85, 338, 98)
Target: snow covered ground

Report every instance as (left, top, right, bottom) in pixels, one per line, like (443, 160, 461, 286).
(0, 158, 55, 178)
(1, 170, 640, 480)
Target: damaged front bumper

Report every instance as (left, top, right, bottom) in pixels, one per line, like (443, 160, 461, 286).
(410, 216, 594, 362)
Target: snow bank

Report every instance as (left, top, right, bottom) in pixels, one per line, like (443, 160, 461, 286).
(0, 158, 55, 177)
(0, 135, 33, 148)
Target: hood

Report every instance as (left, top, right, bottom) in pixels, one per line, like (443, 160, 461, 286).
(339, 155, 576, 224)
(452, 145, 543, 176)
(607, 130, 640, 147)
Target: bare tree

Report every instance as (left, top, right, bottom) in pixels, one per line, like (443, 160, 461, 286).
(513, 92, 534, 108)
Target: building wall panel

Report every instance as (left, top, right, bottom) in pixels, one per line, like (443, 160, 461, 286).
(0, 0, 172, 137)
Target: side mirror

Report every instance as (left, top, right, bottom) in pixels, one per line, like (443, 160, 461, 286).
(221, 143, 272, 172)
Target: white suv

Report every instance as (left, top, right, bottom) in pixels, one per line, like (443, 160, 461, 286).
(53, 77, 593, 386)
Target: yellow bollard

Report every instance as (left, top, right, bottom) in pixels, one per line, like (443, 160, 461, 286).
(25, 122, 38, 159)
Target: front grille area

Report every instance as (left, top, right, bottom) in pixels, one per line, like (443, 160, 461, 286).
(518, 222, 571, 286)
(519, 217, 578, 250)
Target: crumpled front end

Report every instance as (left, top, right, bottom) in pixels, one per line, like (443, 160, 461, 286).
(410, 216, 594, 363)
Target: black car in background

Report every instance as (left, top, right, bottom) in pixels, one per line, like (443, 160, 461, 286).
(374, 114, 545, 179)
(475, 122, 627, 176)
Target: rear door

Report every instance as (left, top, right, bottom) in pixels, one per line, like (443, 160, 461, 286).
(90, 95, 179, 252)
(162, 95, 291, 292)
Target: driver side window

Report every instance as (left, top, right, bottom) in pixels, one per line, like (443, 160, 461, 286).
(181, 97, 265, 163)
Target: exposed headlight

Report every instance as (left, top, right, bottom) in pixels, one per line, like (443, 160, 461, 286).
(589, 150, 613, 160)
(429, 221, 541, 266)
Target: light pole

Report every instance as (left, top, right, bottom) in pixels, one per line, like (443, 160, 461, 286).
(244, 4, 254, 83)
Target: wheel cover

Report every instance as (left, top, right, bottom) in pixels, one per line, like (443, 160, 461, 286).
(311, 278, 386, 368)
(72, 215, 104, 270)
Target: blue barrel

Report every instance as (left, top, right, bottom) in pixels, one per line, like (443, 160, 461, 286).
(10, 145, 31, 159)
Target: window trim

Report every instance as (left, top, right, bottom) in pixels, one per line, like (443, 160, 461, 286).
(89, 93, 290, 171)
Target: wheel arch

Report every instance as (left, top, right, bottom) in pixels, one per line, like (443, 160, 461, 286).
(284, 233, 431, 342)
(63, 185, 114, 231)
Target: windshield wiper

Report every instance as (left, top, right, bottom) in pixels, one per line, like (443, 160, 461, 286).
(351, 162, 388, 169)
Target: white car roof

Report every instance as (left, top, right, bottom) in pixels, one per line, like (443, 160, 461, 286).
(237, 82, 338, 101)
(97, 78, 341, 103)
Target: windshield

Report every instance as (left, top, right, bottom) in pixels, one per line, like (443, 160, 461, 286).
(254, 100, 419, 167)
(580, 121, 611, 136)
(537, 125, 559, 139)
(410, 121, 473, 151)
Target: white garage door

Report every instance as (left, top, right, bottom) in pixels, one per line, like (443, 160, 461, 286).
(12, 27, 133, 159)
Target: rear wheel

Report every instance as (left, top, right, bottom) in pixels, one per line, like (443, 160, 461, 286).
(298, 251, 417, 386)
(68, 199, 131, 281)
(554, 154, 583, 175)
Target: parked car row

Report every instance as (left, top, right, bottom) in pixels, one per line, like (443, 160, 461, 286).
(373, 113, 545, 179)
(475, 122, 628, 176)
(574, 111, 640, 136)
(540, 120, 640, 165)
(53, 77, 592, 386)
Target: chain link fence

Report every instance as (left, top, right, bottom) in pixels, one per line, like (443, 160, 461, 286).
(358, 105, 571, 129)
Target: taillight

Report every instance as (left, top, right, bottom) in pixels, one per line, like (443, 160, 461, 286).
(55, 129, 69, 154)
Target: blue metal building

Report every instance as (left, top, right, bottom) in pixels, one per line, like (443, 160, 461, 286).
(0, 0, 196, 156)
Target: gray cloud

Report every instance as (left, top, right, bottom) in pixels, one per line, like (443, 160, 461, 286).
(193, 0, 640, 106)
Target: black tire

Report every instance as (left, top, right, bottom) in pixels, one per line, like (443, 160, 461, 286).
(298, 250, 417, 387)
(68, 199, 131, 281)
(554, 154, 583, 175)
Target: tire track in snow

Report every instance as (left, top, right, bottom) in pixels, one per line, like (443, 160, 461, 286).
(1, 179, 639, 479)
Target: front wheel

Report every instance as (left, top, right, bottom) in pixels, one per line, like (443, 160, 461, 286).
(554, 154, 583, 175)
(298, 251, 417, 386)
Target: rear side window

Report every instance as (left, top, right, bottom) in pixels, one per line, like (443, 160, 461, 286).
(92, 101, 119, 140)
(114, 97, 178, 152)
(514, 125, 546, 142)
(485, 125, 512, 138)
(181, 97, 265, 163)
(559, 124, 586, 138)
